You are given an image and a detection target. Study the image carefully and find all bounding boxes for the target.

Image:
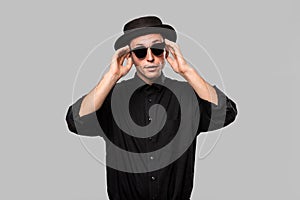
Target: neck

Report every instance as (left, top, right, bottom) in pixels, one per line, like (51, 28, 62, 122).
(136, 72, 160, 85)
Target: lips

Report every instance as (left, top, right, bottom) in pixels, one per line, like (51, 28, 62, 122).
(144, 65, 158, 69)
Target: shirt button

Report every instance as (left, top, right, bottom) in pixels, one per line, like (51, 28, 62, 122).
(149, 137, 152, 140)
(150, 156, 154, 160)
(151, 176, 156, 181)
(148, 117, 152, 121)
(148, 98, 152, 103)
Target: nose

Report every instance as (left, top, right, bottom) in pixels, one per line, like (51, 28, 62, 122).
(146, 48, 154, 62)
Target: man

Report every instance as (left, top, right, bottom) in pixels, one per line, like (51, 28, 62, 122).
(66, 16, 237, 200)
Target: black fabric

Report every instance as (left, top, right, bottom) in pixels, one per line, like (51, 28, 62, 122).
(65, 73, 238, 200)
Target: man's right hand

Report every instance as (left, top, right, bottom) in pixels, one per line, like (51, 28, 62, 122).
(79, 46, 133, 117)
(108, 45, 133, 80)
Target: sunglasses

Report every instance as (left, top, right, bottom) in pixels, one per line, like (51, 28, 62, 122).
(130, 42, 166, 59)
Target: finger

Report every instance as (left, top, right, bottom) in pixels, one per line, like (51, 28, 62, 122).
(166, 54, 175, 67)
(165, 39, 183, 59)
(125, 56, 133, 70)
(167, 46, 176, 59)
(113, 45, 130, 60)
(165, 39, 174, 51)
(165, 39, 176, 52)
(119, 56, 125, 66)
(119, 48, 130, 59)
(165, 43, 176, 59)
(165, 39, 179, 51)
(121, 56, 133, 75)
(117, 45, 130, 54)
(117, 47, 131, 64)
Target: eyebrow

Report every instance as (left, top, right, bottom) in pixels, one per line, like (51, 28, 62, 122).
(134, 39, 163, 47)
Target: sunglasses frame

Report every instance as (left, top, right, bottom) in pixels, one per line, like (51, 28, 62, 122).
(130, 42, 166, 59)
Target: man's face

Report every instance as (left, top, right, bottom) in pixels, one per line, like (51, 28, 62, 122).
(129, 34, 166, 84)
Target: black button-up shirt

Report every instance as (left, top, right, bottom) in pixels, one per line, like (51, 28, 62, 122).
(66, 73, 237, 200)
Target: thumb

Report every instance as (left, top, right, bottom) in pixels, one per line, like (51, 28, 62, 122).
(124, 56, 133, 73)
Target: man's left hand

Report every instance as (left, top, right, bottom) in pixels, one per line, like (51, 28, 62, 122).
(165, 39, 191, 76)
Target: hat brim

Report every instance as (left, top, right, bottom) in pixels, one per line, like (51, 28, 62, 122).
(114, 25, 177, 50)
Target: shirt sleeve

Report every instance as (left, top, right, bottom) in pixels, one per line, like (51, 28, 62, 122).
(196, 85, 238, 134)
(65, 91, 112, 137)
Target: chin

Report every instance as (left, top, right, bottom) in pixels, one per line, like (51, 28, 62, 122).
(145, 72, 161, 80)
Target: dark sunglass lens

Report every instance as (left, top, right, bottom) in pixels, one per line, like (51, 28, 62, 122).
(151, 43, 165, 56)
(133, 48, 147, 59)
(151, 48, 164, 56)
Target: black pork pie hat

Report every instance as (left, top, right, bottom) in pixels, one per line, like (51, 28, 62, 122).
(114, 16, 177, 50)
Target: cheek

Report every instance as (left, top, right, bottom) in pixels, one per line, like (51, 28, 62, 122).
(132, 57, 142, 66)
(158, 58, 166, 66)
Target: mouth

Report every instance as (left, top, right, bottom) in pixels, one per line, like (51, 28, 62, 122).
(144, 65, 158, 69)
(144, 66, 159, 72)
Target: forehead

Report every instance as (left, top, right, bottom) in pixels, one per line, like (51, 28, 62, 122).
(130, 33, 163, 47)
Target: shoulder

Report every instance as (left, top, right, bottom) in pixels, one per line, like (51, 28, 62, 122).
(112, 77, 143, 96)
(164, 77, 194, 94)
(114, 77, 137, 89)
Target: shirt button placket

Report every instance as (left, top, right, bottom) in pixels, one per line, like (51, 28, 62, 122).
(147, 95, 152, 120)
(150, 175, 157, 200)
(147, 95, 157, 200)
(145, 96, 152, 140)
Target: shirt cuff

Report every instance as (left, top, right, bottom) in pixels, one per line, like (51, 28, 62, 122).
(208, 85, 227, 110)
(72, 95, 87, 123)
(69, 95, 104, 136)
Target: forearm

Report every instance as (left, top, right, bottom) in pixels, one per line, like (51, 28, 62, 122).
(79, 72, 119, 117)
(182, 67, 218, 105)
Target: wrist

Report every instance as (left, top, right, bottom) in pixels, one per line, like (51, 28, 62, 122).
(104, 71, 120, 83)
(181, 66, 195, 79)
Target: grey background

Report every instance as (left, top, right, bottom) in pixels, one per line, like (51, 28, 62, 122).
(0, 0, 298, 199)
